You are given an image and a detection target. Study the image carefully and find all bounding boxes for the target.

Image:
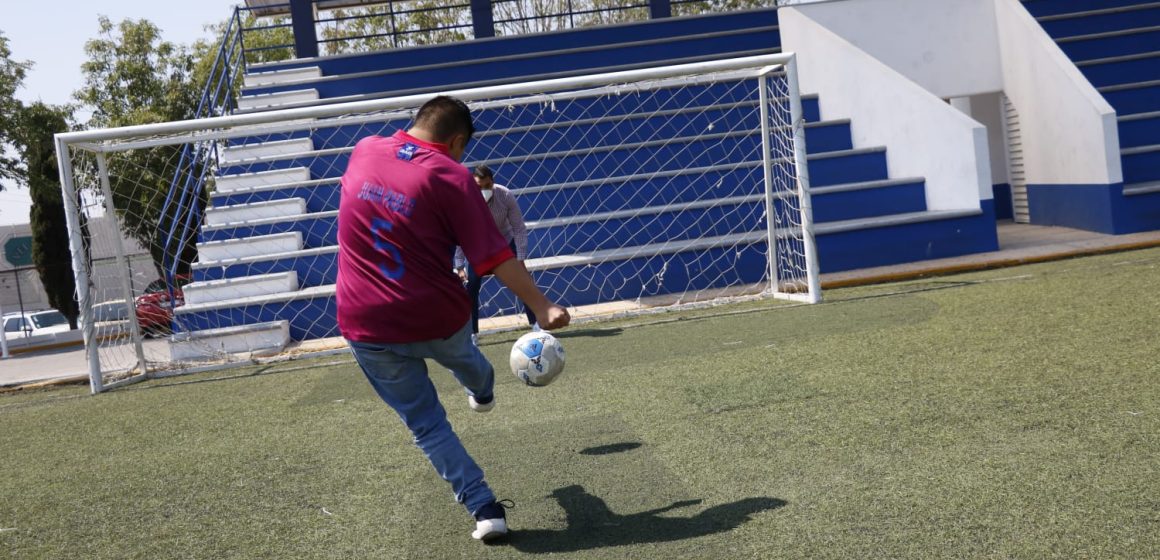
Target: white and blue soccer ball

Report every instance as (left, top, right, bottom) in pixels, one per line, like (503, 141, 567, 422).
(509, 331, 566, 387)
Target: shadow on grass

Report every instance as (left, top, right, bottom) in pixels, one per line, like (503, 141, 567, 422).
(507, 485, 786, 553)
(579, 442, 642, 455)
(553, 327, 624, 339)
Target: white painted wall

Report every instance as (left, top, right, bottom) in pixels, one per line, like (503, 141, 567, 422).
(781, 8, 992, 211)
(992, 0, 1122, 185)
(781, 0, 1122, 196)
(786, 0, 1003, 99)
(952, 93, 1011, 185)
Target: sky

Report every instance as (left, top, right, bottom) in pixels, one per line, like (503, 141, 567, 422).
(1, 0, 241, 226)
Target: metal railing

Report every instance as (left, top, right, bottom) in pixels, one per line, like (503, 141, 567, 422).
(157, 8, 247, 304)
(317, 2, 473, 52)
(491, 0, 651, 35)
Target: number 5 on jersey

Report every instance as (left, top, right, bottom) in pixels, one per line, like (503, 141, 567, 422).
(371, 217, 404, 280)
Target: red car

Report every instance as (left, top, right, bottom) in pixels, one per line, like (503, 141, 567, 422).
(135, 276, 189, 336)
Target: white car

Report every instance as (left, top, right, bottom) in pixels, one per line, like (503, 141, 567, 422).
(2, 310, 73, 338)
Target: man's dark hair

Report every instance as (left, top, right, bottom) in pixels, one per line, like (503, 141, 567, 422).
(473, 164, 493, 180)
(413, 96, 475, 142)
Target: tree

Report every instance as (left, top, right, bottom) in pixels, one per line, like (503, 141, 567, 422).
(18, 102, 86, 328)
(671, 0, 774, 17)
(74, 17, 203, 279)
(0, 30, 32, 186)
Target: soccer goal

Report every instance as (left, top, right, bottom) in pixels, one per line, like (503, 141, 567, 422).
(56, 53, 820, 393)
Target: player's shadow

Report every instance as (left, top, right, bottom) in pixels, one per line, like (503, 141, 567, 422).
(507, 485, 786, 553)
(554, 327, 623, 339)
(579, 442, 642, 455)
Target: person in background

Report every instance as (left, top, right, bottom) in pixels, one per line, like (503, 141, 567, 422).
(454, 165, 537, 345)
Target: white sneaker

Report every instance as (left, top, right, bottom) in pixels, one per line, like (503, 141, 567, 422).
(468, 394, 494, 413)
(471, 500, 511, 542)
(472, 517, 508, 542)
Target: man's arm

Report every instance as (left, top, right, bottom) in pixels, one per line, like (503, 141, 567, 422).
(503, 188, 529, 261)
(490, 258, 569, 330)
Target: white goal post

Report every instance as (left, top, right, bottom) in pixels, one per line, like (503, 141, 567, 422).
(56, 53, 820, 393)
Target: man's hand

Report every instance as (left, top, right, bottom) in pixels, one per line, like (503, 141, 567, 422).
(537, 303, 571, 331)
(456, 268, 468, 283)
(491, 258, 571, 331)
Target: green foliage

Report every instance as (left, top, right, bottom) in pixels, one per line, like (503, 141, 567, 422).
(320, 2, 470, 54)
(0, 30, 33, 185)
(17, 102, 84, 328)
(74, 17, 203, 277)
(671, 0, 775, 16)
(199, 12, 296, 71)
(492, 0, 649, 35)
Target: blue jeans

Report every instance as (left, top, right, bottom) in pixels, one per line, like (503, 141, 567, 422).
(466, 239, 536, 334)
(347, 320, 496, 515)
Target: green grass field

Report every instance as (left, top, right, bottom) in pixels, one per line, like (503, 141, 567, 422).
(2, 248, 1158, 559)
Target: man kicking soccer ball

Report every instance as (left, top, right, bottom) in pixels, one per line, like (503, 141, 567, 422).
(336, 95, 570, 541)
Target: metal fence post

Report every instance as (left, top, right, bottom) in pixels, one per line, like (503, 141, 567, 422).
(649, 0, 672, 19)
(472, 0, 495, 38)
(290, 0, 319, 58)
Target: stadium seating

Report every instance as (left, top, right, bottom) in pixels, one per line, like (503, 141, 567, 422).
(1021, 0, 1160, 227)
(174, 7, 1005, 342)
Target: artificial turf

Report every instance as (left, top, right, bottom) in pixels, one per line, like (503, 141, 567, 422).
(1, 248, 1157, 559)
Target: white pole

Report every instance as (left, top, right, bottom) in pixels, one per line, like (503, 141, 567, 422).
(54, 137, 103, 393)
(0, 300, 9, 359)
(784, 56, 822, 303)
(95, 153, 149, 376)
(56, 53, 796, 146)
(757, 69, 781, 295)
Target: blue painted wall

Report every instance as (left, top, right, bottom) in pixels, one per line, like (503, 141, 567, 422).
(1027, 183, 1160, 234)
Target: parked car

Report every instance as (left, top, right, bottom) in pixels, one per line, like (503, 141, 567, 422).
(91, 300, 133, 337)
(2, 309, 73, 338)
(134, 275, 190, 336)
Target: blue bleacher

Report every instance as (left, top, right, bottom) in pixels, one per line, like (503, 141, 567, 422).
(178, 6, 1003, 340)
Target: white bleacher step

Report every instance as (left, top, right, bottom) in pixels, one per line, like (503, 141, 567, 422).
(1119, 109, 1160, 123)
(212, 178, 339, 201)
(1122, 143, 1160, 157)
(525, 210, 978, 271)
(205, 198, 307, 226)
(221, 138, 315, 164)
(810, 176, 926, 195)
(1036, 2, 1160, 22)
(1124, 180, 1160, 196)
(197, 232, 303, 262)
(203, 211, 338, 239)
(183, 271, 300, 306)
(169, 320, 291, 362)
(238, 88, 319, 111)
(1057, 24, 1160, 45)
(177, 284, 337, 315)
(216, 167, 311, 194)
(243, 66, 322, 89)
(1075, 50, 1160, 69)
(222, 112, 849, 168)
(1098, 78, 1160, 94)
(192, 245, 337, 272)
(814, 209, 983, 235)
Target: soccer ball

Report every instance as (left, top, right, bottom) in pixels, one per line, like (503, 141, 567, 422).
(509, 331, 566, 387)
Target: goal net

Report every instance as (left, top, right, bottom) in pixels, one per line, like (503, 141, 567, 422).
(56, 53, 819, 393)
